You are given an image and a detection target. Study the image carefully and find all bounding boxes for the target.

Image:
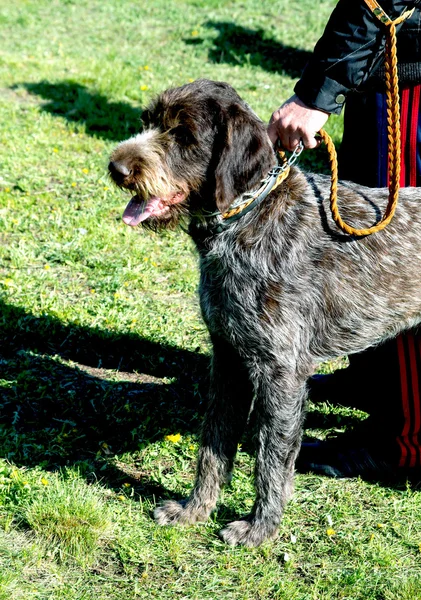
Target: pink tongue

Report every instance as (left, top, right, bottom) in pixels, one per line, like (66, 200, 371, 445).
(122, 196, 164, 226)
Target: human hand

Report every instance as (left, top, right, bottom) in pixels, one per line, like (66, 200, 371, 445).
(268, 94, 329, 151)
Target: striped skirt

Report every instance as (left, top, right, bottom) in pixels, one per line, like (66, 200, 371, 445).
(338, 83, 421, 468)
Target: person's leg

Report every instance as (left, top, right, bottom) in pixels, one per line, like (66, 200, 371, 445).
(301, 85, 421, 476)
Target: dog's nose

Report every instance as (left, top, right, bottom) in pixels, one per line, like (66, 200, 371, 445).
(108, 161, 131, 179)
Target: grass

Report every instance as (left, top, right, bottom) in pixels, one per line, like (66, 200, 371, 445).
(0, 0, 420, 598)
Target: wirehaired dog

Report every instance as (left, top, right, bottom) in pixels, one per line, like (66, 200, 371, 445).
(109, 79, 421, 547)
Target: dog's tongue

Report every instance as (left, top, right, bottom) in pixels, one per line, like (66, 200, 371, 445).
(122, 195, 164, 226)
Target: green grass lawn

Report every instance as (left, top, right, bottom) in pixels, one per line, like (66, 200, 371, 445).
(0, 0, 421, 598)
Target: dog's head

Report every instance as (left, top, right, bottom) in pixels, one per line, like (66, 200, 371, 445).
(108, 79, 275, 230)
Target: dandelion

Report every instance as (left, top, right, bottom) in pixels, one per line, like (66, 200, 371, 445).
(377, 523, 385, 529)
(143, 65, 150, 70)
(53, 148, 59, 153)
(41, 477, 49, 486)
(5, 187, 10, 192)
(3, 279, 13, 287)
(82, 168, 89, 174)
(117, 495, 126, 501)
(71, 182, 77, 187)
(123, 483, 131, 488)
(326, 528, 336, 537)
(103, 186, 109, 191)
(191, 30, 199, 36)
(44, 264, 50, 270)
(165, 433, 182, 443)
(140, 85, 149, 91)
(90, 288, 96, 294)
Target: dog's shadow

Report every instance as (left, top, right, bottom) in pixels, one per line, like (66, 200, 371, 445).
(0, 301, 208, 483)
(13, 81, 142, 141)
(0, 300, 409, 500)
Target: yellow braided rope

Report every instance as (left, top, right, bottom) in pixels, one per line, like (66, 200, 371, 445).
(326, 4, 414, 236)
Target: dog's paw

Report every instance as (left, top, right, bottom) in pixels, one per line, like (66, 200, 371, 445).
(219, 519, 278, 547)
(154, 499, 209, 526)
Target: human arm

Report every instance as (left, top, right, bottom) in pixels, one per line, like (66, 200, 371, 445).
(268, 0, 421, 150)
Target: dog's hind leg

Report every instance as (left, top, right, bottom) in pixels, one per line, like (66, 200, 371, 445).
(154, 336, 254, 526)
(220, 361, 307, 547)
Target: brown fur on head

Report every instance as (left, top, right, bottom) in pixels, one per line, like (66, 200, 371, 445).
(108, 79, 276, 230)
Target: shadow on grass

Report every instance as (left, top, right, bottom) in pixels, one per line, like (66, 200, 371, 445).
(0, 300, 208, 475)
(14, 81, 142, 141)
(185, 21, 312, 78)
(0, 300, 408, 496)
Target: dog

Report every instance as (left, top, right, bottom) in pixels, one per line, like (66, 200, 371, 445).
(108, 79, 421, 547)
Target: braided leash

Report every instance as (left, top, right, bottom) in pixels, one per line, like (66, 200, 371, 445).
(323, 1, 414, 237)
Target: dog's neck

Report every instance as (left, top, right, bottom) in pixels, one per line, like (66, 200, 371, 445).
(189, 149, 292, 238)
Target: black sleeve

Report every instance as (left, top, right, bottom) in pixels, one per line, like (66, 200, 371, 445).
(294, 0, 421, 114)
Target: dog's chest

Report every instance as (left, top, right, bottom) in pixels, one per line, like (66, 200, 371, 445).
(197, 248, 269, 340)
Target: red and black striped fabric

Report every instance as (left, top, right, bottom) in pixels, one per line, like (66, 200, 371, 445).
(338, 83, 421, 468)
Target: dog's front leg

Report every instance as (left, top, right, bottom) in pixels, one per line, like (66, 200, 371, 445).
(220, 364, 307, 547)
(154, 336, 254, 527)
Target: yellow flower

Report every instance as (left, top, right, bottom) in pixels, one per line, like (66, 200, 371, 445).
(377, 523, 385, 529)
(123, 483, 131, 488)
(165, 433, 182, 443)
(140, 85, 149, 91)
(103, 186, 109, 191)
(117, 495, 125, 501)
(71, 182, 77, 187)
(326, 528, 336, 536)
(82, 168, 89, 174)
(44, 264, 50, 270)
(53, 148, 59, 153)
(3, 278, 13, 287)
(90, 288, 96, 294)
(5, 187, 10, 192)
(143, 65, 150, 70)
(191, 30, 199, 36)
(41, 477, 49, 486)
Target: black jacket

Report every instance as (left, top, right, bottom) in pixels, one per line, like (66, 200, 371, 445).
(295, 0, 421, 114)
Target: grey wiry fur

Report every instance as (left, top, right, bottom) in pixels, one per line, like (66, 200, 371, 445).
(109, 79, 421, 547)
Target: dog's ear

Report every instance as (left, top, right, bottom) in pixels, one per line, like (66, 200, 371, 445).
(214, 103, 273, 214)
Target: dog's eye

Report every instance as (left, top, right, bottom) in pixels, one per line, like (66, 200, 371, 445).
(169, 125, 197, 146)
(141, 109, 152, 127)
